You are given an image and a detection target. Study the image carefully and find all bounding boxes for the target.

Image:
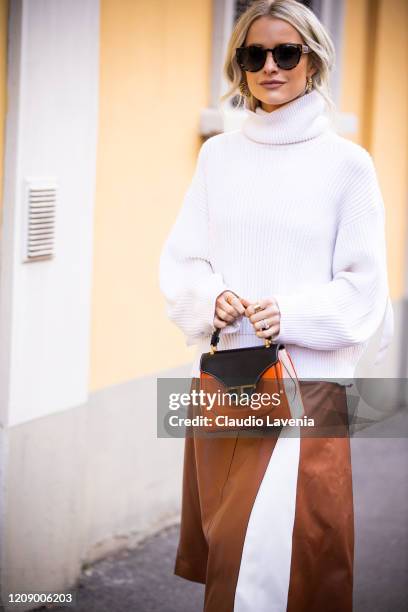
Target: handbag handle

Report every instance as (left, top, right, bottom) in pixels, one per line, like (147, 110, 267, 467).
(210, 326, 272, 354)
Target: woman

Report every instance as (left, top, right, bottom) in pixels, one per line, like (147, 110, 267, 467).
(159, 1, 394, 611)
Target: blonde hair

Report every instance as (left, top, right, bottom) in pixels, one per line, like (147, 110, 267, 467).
(221, 0, 337, 120)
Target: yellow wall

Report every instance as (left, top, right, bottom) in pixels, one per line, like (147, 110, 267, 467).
(341, 0, 407, 299)
(0, 0, 8, 228)
(90, 0, 213, 390)
(91, 0, 407, 391)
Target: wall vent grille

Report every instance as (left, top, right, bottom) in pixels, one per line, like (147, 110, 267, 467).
(23, 180, 57, 262)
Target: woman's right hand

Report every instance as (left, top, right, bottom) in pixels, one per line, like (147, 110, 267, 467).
(213, 290, 245, 329)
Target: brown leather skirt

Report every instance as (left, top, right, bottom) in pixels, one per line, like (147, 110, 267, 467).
(174, 379, 354, 612)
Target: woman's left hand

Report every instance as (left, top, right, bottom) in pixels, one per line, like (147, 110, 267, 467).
(240, 297, 281, 340)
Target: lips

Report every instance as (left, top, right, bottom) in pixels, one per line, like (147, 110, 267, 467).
(260, 80, 285, 85)
(260, 81, 285, 89)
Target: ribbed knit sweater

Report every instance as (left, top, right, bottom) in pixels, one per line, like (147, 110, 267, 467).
(159, 89, 394, 380)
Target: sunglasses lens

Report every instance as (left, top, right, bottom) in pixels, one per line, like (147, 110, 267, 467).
(274, 45, 301, 70)
(237, 46, 266, 72)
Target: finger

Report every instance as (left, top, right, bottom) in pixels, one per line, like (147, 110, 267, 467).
(227, 295, 245, 315)
(244, 302, 266, 320)
(252, 315, 280, 331)
(240, 297, 251, 308)
(213, 315, 228, 328)
(242, 298, 267, 317)
(250, 304, 280, 324)
(255, 324, 280, 339)
(215, 306, 235, 323)
(218, 295, 236, 317)
(248, 297, 279, 320)
(241, 297, 261, 317)
(221, 294, 244, 317)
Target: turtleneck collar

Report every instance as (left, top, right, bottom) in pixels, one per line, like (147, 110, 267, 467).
(241, 89, 332, 145)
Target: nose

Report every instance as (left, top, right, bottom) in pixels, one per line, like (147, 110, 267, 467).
(263, 50, 278, 72)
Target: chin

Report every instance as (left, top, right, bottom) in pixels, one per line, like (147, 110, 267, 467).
(260, 89, 302, 106)
(258, 92, 287, 106)
(257, 89, 284, 100)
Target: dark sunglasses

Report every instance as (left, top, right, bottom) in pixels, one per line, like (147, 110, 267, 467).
(236, 43, 311, 72)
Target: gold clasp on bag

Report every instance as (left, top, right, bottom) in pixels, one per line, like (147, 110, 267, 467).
(225, 383, 257, 405)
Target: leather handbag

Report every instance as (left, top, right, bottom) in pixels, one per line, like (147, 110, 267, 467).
(197, 327, 305, 433)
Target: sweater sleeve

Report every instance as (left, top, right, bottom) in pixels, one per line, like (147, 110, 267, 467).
(273, 150, 394, 354)
(159, 140, 240, 346)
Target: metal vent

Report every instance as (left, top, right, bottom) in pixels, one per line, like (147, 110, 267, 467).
(23, 179, 57, 262)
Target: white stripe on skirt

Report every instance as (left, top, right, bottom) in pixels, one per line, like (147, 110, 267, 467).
(233, 425, 301, 612)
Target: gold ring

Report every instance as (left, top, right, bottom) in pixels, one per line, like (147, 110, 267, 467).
(254, 303, 262, 313)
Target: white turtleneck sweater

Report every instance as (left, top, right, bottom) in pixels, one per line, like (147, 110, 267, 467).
(159, 89, 394, 381)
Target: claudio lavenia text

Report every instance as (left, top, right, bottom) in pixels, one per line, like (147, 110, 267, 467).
(168, 415, 315, 428)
